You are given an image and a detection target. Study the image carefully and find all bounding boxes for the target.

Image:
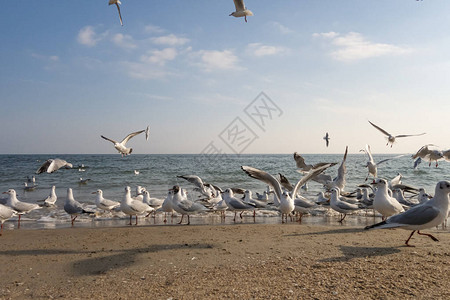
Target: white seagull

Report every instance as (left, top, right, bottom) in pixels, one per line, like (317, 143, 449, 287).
(330, 188, 361, 222)
(120, 186, 154, 225)
(324, 146, 348, 192)
(222, 188, 256, 222)
(101, 128, 147, 157)
(161, 190, 174, 223)
(37, 186, 57, 207)
(229, 0, 253, 22)
(109, 0, 123, 26)
(3, 189, 41, 228)
(241, 164, 329, 223)
(0, 204, 16, 236)
(64, 188, 93, 227)
(366, 180, 450, 247)
(361, 144, 404, 181)
(36, 158, 73, 174)
(372, 178, 404, 220)
(92, 189, 120, 212)
(368, 120, 425, 147)
(170, 185, 209, 225)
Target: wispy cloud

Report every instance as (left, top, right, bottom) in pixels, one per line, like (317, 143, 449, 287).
(140, 48, 177, 66)
(197, 50, 242, 71)
(313, 31, 412, 62)
(77, 26, 103, 47)
(270, 22, 294, 35)
(246, 43, 288, 57)
(123, 61, 173, 80)
(152, 34, 190, 46)
(144, 25, 165, 34)
(111, 33, 137, 49)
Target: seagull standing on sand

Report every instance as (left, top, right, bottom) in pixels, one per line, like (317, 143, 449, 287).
(330, 188, 361, 222)
(64, 188, 92, 227)
(92, 189, 120, 212)
(3, 189, 41, 228)
(0, 204, 16, 236)
(366, 181, 450, 247)
(36, 158, 73, 174)
(229, 0, 253, 22)
(372, 179, 404, 220)
(161, 190, 174, 223)
(222, 188, 256, 222)
(101, 127, 148, 157)
(241, 164, 329, 223)
(368, 121, 425, 147)
(120, 186, 154, 225)
(109, 0, 123, 26)
(170, 185, 209, 225)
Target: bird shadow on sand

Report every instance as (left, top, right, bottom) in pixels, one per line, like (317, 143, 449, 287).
(70, 243, 215, 276)
(285, 227, 364, 237)
(320, 245, 401, 262)
(0, 243, 215, 276)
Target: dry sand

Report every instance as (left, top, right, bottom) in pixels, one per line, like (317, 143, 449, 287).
(0, 223, 450, 299)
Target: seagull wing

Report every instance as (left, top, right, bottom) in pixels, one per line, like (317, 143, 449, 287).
(395, 133, 426, 138)
(233, 0, 245, 11)
(241, 166, 283, 202)
(293, 152, 308, 170)
(365, 144, 374, 163)
(368, 121, 391, 137)
(177, 175, 206, 190)
(121, 130, 145, 144)
(48, 159, 69, 173)
(115, 3, 123, 26)
(101, 135, 118, 144)
(278, 173, 293, 192)
(36, 159, 52, 174)
(291, 164, 331, 197)
(387, 204, 439, 226)
(377, 154, 405, 165)
(145, 125, 150, 141)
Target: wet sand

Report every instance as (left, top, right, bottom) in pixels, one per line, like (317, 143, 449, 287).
(1, 223, 449, 299)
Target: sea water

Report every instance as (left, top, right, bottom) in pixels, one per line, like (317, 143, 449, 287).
(0, 153, 448, 229)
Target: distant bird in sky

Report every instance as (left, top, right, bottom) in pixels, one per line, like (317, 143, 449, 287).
(323, 132, 330, 147)
(109, 0, 123, 26)
(230, 0, 253, 22)
(368, 121, 425, 147)
(36, 158, 73, 174)
(101, 127, 148, 157)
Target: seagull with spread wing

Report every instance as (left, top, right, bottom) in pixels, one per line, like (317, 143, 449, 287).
(368, 121, 425, 147)
(109, 0, 123, 26)
(229, 0, 253, 22)
(361, 144, 405, 181)
(101, 127, 148, 157)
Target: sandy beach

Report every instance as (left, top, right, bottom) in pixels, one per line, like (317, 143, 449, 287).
(1, 223, 449, 299)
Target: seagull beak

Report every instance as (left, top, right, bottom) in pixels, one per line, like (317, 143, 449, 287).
(2, 192, 7, 194)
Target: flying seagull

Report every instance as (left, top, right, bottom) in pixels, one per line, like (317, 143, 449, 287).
(36, 159, 73, 174)
(361, 144, 405, 181)
(323, 132, 330, 147)
(368, 121, 425, 147)
(230, 0, 253, 22)
(109, 0, 123, 26)
(101, 128, 148, 157)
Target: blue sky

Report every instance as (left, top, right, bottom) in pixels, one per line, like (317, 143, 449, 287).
(1, 1, 449, 155)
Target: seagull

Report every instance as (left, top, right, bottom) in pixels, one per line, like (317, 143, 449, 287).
(177, 175, 215, 199)
(243, 190, 267, 216)
(92, 189, 120, 212)
(37, 186, 57, 207)
(121, 186, 154, 225)
(109, 0, 123, 26)
(142, 190, 164, 216)
(145, 125, 150, 141)
(324, 146, 348, 192)
(294, 152, 337, 172)
(64, 188, 93, 227)
(241, 164, 330, 223)
(36, 158, 73, 174)
(23, 182, 37, 191)
(368, 121, 426, 147)
(170, 185, 209, 225)
(323, 132, 330, 147)
(424, 150, 444, 167)
(293, 195, 317, 222)
(161, 190, 174, 223)
(79, 178, 91, 184)
(372, 178, 405, 220)
(330, 188, 361, 222)
(361, 144, 405, 181)
(0, 204, 16, 236)
(134, 170, 140, 175)
(229, 0, 253, 22)
(3, 189, 41, 228)
(101, 128, 147, 157)
(417, 188, 432, 204)
(365, 181, 450, 247)
(222, 188, 256, 222)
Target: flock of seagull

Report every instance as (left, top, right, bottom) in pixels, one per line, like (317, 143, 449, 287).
(108, 0, 253, 26)
(1, 120, 450, 248)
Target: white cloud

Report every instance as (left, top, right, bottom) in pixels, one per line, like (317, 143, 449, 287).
(111, 33, 137, 49)
(314, 31, 412, 62)
(152, 34, 189, 46)
(77, 26, 102, 47)
(144, 25, 165, 34)
(197, 50, 241, 71)
(140, 48, 177, 66)
(123, 61, 172, 80)
(246, 43, 287, 57)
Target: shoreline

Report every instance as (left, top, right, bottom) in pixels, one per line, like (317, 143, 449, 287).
(1, 223, 449, 299)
